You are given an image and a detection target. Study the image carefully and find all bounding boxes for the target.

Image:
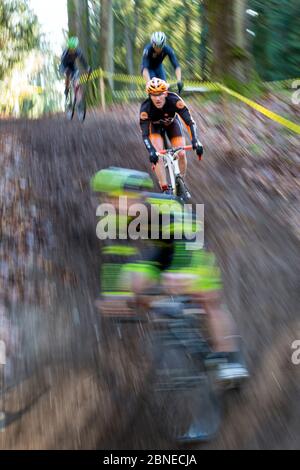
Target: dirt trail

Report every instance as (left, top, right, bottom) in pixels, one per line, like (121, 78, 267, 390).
(0, 100, 299, 449)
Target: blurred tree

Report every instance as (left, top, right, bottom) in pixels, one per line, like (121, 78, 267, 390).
(112, 0, 133, 78)
(100, 0, 114, 91)
(183, 0, 195, 77)
(67, 0, 77, 37)
(112, 0, 142, 79)
(0, 0, 40, 80)
(67, 0, 97, 103)
(249, 0, 300, 81)
(67, 0, 91, 64)
(206, 0, 253, 83)
(200, 0, 209, 81)
(86, 0, 101, 75)
(287, 0, 300, 79)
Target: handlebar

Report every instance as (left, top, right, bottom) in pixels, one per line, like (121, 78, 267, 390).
(159, 145, 193, 156)
(168, 82, 184, 94)
(152, 145, 198, 171)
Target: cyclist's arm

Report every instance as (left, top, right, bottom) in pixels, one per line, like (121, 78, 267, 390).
(76, 48, 89, 71)
(60, 50, 68, 66)
(141, 47, 151, 81)
(175, 67, 182, 82)
(140, 106, 156, 153)
(165, 46, 182, 84)
(100, 242, 141, 297)
(166, 46, 180, 73)
(143, 68, 151, 82)
(175, 99, 199, 141)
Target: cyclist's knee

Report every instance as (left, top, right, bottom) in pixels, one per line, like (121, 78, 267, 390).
(178, 150, 186, 159)
(121, 263, 160, 295)
(170, 136, 185, 153)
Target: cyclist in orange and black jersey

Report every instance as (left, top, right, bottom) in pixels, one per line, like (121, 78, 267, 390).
(140, 78, 203, 192)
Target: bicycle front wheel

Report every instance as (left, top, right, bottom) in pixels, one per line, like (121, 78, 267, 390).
(176, 176, 191, 202)
(76, 86, 86, 123)
(65, 90, 75, 121)
(151, 311, 221, 444)
(0, 361, 5, 431)
(164, 157, 176, 195)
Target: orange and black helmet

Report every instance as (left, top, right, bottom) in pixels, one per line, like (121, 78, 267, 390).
(146, 77, 169, 95)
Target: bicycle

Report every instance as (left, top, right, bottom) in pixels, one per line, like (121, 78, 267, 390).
(98, 291, 222, 445)
(149, 295, 221, 443)
(65, 70, 87, 123)
(156, 145, 195, 202)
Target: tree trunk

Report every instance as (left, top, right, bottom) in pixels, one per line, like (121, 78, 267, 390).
(183, 0, 194, 78)
(100, 0, 114, 91)
(200, 0, 209, 81)
(68, 0, 96, 104)
(125, 25, 135, 90)
(67, 0, 77, 37)
(206, 0, 252, 83)
(77, 0, 89, 60)
(234, 0, 246, 51)
(205, 0, 252, 157)
(133, 0, 140, 74)
(67, 0, 90, 60)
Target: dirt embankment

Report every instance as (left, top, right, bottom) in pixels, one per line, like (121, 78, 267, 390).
(0, 98, 299, 449)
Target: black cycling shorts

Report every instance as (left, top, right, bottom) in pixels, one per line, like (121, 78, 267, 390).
(150, 115, 184, 141)
(61, 64, 77, 79)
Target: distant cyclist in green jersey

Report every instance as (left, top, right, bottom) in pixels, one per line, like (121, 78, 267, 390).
(60, 37, 91, 98)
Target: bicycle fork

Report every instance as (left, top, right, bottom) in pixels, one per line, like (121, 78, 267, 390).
(165, 156, 191, 200)
(164, 156, 180, 193)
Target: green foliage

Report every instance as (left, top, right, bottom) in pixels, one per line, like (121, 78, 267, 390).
(229, 46, 250, 62)
(249, 0, 300, 81)
(0, 0, 40, 80)
(223, 73, 267, 98)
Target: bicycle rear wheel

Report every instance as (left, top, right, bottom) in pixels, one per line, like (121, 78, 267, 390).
(76, 86, 86, 123)
(0, 349, 5, 431)
(151, 304, 221, 443)
(164, 157, 176, 195)
(65, 89, 75, 121)
(176, 176, 191, 202)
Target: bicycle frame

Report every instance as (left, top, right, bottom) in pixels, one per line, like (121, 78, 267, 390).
(66, 70, 86, 122)
(157, 145, 192, 195)
(99, 290, 221, 443)
(70, 71, 82, 104)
